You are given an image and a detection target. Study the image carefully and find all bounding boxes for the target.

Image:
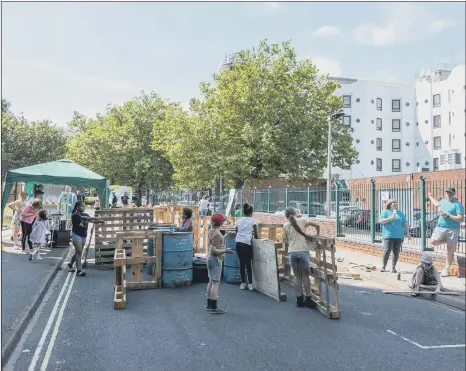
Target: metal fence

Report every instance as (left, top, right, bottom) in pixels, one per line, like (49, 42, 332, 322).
(154, 177, 465, 254)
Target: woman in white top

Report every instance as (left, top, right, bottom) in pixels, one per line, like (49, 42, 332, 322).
(283, 207, 320, 308)
(234, 203, 258, 290)
(8, 192, 28, 248)
(198, 195, 210, 216)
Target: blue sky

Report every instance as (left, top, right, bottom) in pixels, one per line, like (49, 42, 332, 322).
(2, 1, 465, 126)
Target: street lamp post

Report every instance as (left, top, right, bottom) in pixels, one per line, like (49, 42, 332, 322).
(326, 112, 344, 217)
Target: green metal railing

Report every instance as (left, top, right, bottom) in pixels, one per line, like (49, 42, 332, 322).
(154, 178, 465, 254)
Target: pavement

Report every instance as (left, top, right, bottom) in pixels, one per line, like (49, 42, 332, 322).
(1, 229, 69, 366)
(3, 258, 466, 371)
(333, 248, 466, 311)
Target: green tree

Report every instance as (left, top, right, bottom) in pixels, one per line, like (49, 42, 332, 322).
(66, 92, 174, 203)
(1, 108, 67, 179)
(154, 39, 357, 189)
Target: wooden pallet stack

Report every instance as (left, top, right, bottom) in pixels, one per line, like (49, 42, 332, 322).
(257, 223, 289, 276)
(307, 236, 340, 319)
(113, 231, 163, 310)
(94, 208, 154, 267)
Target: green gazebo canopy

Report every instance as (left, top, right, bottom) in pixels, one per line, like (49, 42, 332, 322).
(2, 159, 109, 220)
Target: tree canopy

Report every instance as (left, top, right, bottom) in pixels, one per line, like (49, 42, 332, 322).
(153, 39, 357, 189)
(66, 92, 174, 199)
(1, 101, 67, 179)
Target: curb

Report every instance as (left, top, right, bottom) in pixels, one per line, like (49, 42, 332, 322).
(1, 247, 70, 367)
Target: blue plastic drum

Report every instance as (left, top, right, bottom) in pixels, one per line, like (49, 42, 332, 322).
(223, 235, 241, 284)
(162, 232, 193, 288)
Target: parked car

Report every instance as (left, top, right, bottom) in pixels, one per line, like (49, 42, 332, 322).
(355, 210, 381, 231)
(275, 202, 326, 217)
(340, 207, 363, 226)
(460, 222, 466, 243)
(408, 213, 438, 238)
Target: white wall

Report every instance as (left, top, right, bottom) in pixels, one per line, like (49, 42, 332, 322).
(416, 65, 465, 172)
(325, 65, 465, 181)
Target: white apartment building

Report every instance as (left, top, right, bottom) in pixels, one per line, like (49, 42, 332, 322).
(326, 64, 465, 180)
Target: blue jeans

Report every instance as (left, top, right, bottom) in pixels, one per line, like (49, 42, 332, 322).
(200, 209, 208, 216)
(289, 252, 311, 297)
(72, 233, 87, 244)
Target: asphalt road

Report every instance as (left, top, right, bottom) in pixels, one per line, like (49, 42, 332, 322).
(4, 267, 465, 371)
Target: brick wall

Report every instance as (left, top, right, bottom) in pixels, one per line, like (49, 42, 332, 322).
(254, 213, 336, 237)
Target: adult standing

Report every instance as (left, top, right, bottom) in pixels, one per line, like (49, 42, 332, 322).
(379, 199, 409, 273)
(198, 195, 210, 217)
(8, 192, 28, 248)
(20, 200, 43, 253)
(283, 207, 320, 308)
(428, 188, 465, 277)
(121, 192, 130, 207)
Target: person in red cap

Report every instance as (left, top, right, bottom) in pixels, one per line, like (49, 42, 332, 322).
(206, 212, 234, 314)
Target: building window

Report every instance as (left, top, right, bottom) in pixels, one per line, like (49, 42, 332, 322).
(392, 159, 401, 172)
(376, 138, 382, 151)
(440, 155, 445, 165)
(433, 136, 441, 150)
(376, 98, 382, 111)
(376, 118, 382, 131)
(449, 134, 452, 147)
(455, 153, 462, 165)
(392, 119, 401, 132)
(392, 99, 401, 112)
(433, 115, 441, 128)
(433, 158, 439, 171)
(448, 90, 451, 103)
(343, 115, 351, 127)
(392, 139, 401, 152)
(449, 111, 451, 125)
(343, 95, 351, 108)
(376, 158, 382, 171)
(433, 94, 441, 107)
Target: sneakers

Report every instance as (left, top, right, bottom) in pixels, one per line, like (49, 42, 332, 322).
(210, 307, 227, 314)
(305, 296, 316, 309)
(380, 267, 387, 272)
(76, 270, 86, 277)
(440, 267, 451, 277)
(391, 268, 397, 273)
(68, 262, 75, 272)
(240, 283, 247, 290)
(247, 284, 254, 291)
(36, 253, 43, 260)
(296, 296, 305, 307)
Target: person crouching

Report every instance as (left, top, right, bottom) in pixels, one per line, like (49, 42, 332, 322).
(409, 253, 443, 296)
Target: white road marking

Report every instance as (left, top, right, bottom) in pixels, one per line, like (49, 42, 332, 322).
(387, 330, 466, 349)
(40, 272, 77, 371)
(27, 272, 72, 371)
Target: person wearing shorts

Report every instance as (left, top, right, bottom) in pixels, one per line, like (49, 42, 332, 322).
(428, 187, 465, 277)
(206, 213, 234, 314)
(68, 201, 104, 277)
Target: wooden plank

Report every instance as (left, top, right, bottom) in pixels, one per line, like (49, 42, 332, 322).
(383, 290, 460, 296)
(125, 256, 157, 265)
(310, 257, 337, 272)
(126, 281, 158, 290)
(97, 216, 154, 222)
(252, 239, 281, 301)
(97, 208, 154, 214)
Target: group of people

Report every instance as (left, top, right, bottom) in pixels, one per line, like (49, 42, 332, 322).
(379, 187, 464, 292)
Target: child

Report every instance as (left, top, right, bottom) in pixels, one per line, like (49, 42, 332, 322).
(8, 192, 28, 249)
(68, 201, 104, 277)
(409, 253, 443, 296)
(206, 212, 234, 314)
(20, 200, 43, 253)
(29, 210, 50, 261)
(234, 203, 258, 290)
(176, 208, 193, 232)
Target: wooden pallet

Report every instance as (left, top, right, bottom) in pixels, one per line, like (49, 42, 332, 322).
(257, 224, 289, 276)
(94, 208, 154, 266)
(307, 236, 341, 319)
(113, 231, 163, 310)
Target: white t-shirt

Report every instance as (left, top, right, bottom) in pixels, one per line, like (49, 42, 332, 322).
(198, 199, 210, 210)
(235, 217, 257, 245)
(30, 219, 51, 245)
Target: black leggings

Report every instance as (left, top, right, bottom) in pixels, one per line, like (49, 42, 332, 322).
(236, 242, 253, 284)
(21, 220, 34, 250)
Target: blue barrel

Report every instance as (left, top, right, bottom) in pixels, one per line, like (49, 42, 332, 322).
(146, 224, 172, 275)
(162, 232, 193, 288)
(223, 235, 241, 284)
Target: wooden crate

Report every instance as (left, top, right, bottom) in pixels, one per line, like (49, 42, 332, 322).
(113, 231, 163, 310)
(307, 236, 340, 319)
(94, 208, 154, 267)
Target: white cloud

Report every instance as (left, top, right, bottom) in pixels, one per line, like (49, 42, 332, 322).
(311, 57, 342, 77)
(311, 25, 342, 38)
(353, 3, 456, 46)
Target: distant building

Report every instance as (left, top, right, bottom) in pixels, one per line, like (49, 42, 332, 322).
(325, 64, 465, 181)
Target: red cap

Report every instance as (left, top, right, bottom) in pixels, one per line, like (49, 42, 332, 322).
(211, 213, 224, 226)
